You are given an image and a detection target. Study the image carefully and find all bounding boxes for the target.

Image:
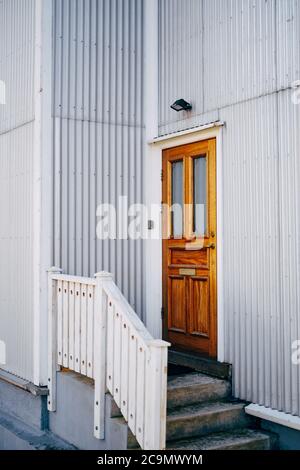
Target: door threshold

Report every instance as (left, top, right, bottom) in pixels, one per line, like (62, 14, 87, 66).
(168, 349, 232, 380)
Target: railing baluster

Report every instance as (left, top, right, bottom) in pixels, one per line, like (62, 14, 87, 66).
(106, 299, 114, 394)
(120, 319, 129, 421)
(113, 308, 121, 408)
(87, 284, 94, 378)
(74, 282, 81, 373)
(68, 282, 75, 370)
(57, 280, 63, 366)
(80, 284, 87, 375)
(62, 281, 69, 368)
(128, 330, 137, 435)
(136, 339, 146, 448)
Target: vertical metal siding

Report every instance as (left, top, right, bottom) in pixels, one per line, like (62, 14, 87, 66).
(277, 89, 300, 416)
(53, 0, 145, 317)
(219, 95, 282, 410)
(0, 0, 35, 133)
(159, 0, 300, 416)
(219, 89, 300, 416)
(0, 0, 35, 381)
(158, 0, 277, 136)
(276, 0, 300, 89)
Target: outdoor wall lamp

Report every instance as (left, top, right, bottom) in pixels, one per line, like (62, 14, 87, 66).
(170, 98, 192, 112)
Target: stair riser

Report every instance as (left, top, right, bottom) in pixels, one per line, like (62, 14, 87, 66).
(167, 408, 251, 442)
(167, 382, 231, 410)
(168, 437, 271, 451)
(218, 438, 271, 450)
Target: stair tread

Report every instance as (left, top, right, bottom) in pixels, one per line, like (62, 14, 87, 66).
(167, 429, 271, 450)
(167, 400, 246, 421)
(168, 372, 227, 390)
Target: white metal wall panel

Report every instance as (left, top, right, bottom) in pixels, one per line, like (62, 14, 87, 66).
(277, 89, 300, 416)
(0, 122, 34, 381)
(158, 0, 277, 136)
(276, 0, 300, 89)
(0, 0, 35, 381)
(220, 90, 300, 417)
(158, 0, 205, 136)
(219, 95, 281, 410)
(159, 0, 300, 416)
(0, 0, 35, 133)
(203, 0, 277, 112)
(52, 0, 145, 317)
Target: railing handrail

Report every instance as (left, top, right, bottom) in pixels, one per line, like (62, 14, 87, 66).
(50, 273, 97, 286)
(102, 281, 154, 344)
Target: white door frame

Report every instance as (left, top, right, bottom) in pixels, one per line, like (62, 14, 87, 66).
(144, 122, 225, 363)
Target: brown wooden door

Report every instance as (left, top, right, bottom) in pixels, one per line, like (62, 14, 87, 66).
(162, 139, 217, 357)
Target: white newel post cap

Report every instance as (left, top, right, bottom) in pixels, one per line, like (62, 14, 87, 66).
(47, 266, 63, 273)
(95, 271, 114, 281)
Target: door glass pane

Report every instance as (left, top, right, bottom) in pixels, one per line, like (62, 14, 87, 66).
(193, 156, 207, 236)
(171, 160, 183, 238)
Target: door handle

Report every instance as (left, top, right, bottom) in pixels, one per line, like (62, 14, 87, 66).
(201, 243, 216, 250)
(185, 242, 216, 251)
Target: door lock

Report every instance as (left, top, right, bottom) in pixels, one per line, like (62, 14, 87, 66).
(202, 242, 215, 250)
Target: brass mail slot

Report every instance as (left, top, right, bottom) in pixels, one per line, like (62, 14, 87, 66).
(179, 268, 196, 276)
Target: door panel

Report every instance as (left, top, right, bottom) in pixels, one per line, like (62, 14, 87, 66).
(162, 139, 217, 357)
(168, 276, 186, 333)
(189, 277, 209, 337)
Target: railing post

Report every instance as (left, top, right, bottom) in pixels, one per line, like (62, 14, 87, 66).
(47, 267, 62, 412)
(144, 339, 170, 450)
(94, 271, 114, 439)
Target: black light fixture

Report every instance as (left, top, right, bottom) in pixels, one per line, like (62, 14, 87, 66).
(170, 98, 192, 112)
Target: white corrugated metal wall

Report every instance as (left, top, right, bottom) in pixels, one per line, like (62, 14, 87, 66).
(52, 0, 145, 317)
(159, 0, 300, 416)
(0, 0, 36, 380)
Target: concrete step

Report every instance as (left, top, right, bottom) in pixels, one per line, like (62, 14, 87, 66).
(0, 409, 75, 450)
(167, 373, 231, 409)
(168, 428, 274, 450)
(167, 400, 251, 442)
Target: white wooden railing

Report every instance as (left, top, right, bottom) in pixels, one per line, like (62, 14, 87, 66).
(47, 268, 170, 450)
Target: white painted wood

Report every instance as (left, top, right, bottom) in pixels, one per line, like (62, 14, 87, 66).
(113, 309, 121, 408)
(106, 298, 114, 395)
(136, 339, 146, 448)
(57, 280, 63, 366)
(87, 284, 94, 378)
(47, 267, 62, 412)
(94, 272, 113, 439)
(47, 268, 170, 448)
(62, 281, 69, 368)
(144, 340, 169, 450)
(74, 282, 81, 373)
(68, 282, 75, 370)
(80, 284, 87, 375)
(51, 273, 97, 285)
(120, 318, 129, 421)
(128, 330, 137, 436)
